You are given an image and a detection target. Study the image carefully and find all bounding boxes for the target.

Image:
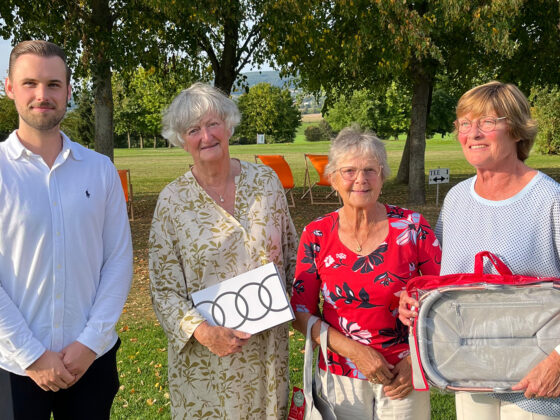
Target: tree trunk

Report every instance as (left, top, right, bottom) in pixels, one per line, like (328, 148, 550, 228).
(153, 135, 157, 148)
(91, 0, 114, 161)
(407, 63, 434, 205)
(127, 131, 131, 149)
(212, 8, 240, 95)
(396, 128, 411, 184)
(140, 134, 144, 149)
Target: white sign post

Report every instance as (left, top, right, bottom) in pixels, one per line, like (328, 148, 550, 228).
(257, 133, 265, 144)
(428, 168, 450, 207)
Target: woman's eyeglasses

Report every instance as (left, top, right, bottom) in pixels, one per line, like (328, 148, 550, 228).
(455, 116, 507, 134)
(338, 166, 383, 181)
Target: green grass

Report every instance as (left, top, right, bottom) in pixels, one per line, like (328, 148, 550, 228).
(111, 137, 560, 420)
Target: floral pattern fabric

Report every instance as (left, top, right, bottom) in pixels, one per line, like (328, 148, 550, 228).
(149, 160, 297, 419)
(291, 205, 441, 379)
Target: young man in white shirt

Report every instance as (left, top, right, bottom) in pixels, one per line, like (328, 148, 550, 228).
(0, 40, 133, 420)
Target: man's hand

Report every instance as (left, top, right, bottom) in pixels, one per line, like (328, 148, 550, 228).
(25, 350, 75, 392)
(193, 322, 251, 357)
(511, 351, 560, 399)
(61, 341, 97, 386)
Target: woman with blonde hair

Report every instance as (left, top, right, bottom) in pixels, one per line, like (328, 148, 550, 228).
(401, 81, 560, 419)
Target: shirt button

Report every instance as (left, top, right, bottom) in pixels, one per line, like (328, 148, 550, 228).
(53, 201, 57, 206)
(55, 294, 61, 300)
(57, 264, 61, 269)
(56, 231, 61, 236)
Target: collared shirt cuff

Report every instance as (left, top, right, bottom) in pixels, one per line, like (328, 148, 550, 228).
(555, 344, 560, 356)
(17, 341, 47, 371)
(77, 328, 114, 356)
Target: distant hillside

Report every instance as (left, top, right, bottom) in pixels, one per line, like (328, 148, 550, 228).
(232, 70, 296, 93)
(232, 70, 324, 114)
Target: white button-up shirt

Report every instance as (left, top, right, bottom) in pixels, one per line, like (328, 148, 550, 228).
(0, 131, 132, 375)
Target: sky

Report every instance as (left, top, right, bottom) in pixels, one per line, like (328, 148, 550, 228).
(0, 38, 11, 80)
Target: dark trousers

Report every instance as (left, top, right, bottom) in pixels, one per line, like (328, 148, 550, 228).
(0, 339, 120, 420)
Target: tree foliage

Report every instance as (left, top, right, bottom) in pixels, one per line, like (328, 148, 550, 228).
(427, 88, 457, 137)
(324, 83, 410, 140)
(142, 0, 286, 95)
(113, 63, 199, 148)
(234, 83, 300, 144)
(61, 82, 95, 148)
(0, 90, 18, 140)
(531, 86, 560, 155)
(265, 0, 560, 204)
(0, 0, 166, 159)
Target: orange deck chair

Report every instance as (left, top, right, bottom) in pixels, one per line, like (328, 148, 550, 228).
(301, 154, 340, 205)
(255, 155, 296, 207)
(118, 169, 134, 220)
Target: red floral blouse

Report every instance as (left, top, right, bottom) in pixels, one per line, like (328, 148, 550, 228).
(291, 204, 441, 379)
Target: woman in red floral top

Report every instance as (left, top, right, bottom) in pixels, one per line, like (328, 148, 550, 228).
(291, 126, 441, 419)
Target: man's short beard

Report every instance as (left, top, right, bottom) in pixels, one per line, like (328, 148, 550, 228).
(20, 110, 66, 131)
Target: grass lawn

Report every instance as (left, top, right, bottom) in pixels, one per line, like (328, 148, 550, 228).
(111, 138, 560, 419)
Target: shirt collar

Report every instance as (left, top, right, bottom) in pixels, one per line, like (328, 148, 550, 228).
(5, 130, 84, 162)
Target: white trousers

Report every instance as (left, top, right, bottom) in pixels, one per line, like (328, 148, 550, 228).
(456, 392, 560, 420)
(319, 369, 430, 420)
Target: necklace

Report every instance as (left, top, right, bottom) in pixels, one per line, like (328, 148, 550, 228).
(352, 233, 364, 253)
(205, 184, 227, 203)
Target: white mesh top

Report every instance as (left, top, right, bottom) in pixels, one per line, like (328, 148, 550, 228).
(435, 170, 560, 416)
(436, 171, 560, 278)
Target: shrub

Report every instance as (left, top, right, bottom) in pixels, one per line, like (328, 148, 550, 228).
(318, 119, 335, 140)
(305, 125, 324, 142)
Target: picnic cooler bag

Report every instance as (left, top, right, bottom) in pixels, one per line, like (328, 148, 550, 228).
(407, 251, 560, 393)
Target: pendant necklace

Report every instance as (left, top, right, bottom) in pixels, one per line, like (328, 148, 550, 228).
(353, 233, 363, 253)
(207, 185, 227, 203)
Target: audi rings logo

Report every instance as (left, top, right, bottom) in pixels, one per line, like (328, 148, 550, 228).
(194, 273, 291, 330)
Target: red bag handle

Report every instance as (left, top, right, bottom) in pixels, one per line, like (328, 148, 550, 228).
(473, 251, 513, 276)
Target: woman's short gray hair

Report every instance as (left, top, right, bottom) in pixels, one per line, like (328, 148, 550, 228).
(326, 126, 391, 181)
(161, 82, 241, 147)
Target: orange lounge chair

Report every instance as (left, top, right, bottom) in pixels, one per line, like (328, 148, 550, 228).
(301, 154, 340, 205)
(118, 169, 134, 220)
(255, 155, 295, 207)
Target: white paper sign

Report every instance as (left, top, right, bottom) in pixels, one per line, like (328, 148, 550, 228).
(192, 263, 294, 334)
(429, 168, 450, 184)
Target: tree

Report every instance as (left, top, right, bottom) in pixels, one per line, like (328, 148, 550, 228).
(324, 89, 377, 133)
(324, 83, 410, 140)
(61, 82, 95, 147)
(113, 62, 200, 148)
(266, 0, 560, 204)
(0, 0, 174, 159)
(530, 86, 560, 155)
(144, 0, 286, 95)
(426, 88, 457, 138)
(0, 89, 18, 140)
(235, 83, 300, 144)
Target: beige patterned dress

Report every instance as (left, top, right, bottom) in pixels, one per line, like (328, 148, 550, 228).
(149, 160, 297, 420)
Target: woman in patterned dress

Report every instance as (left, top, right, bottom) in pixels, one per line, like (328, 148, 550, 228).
(291, 126, 441, 419)
(400, 81, 560, 419)
(149, 83, 297, 419)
